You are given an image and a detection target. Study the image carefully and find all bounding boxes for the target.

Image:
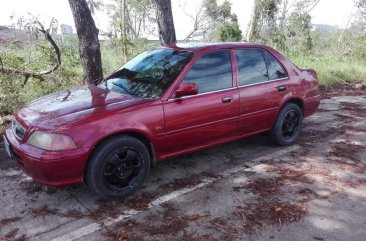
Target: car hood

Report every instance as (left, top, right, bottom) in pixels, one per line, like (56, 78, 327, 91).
(17, 84, 147, 129)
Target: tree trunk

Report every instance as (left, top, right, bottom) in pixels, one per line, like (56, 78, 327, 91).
(247, 0, 261, 42)
(154, 0, 176, 46)
(122, 0, 128, 62)
(68, 0, 103, 84)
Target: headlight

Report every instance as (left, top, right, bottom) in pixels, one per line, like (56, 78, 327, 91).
(27, 131, 77, 151)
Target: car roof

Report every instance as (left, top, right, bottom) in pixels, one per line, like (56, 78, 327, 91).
(163, 42, 269, 52)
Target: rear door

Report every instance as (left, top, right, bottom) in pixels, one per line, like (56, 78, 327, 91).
(234, 48, 274, 135)
(261, 50, 290, 124)
(162, 50, 240, 156)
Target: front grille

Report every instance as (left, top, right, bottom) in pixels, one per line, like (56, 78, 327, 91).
(12, 119, 26, 140)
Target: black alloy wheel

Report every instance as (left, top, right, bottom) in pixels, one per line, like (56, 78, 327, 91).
(103, 147, 143, 191)
(281, 110, 300, 141)
(86, 135, 150, 200)
(270, 103, 303, 146)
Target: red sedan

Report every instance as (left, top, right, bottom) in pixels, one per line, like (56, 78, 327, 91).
(3, 43, 320, 199)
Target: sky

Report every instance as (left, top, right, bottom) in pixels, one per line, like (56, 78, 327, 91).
(0, 0, 358, 40)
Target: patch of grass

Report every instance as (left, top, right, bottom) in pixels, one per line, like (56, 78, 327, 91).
(287, 53, 366, 86)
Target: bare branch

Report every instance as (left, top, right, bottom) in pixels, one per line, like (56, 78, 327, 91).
(181, 1, 209, 41)
(307, 0, 321, 12)
(36, 19, 61, 75)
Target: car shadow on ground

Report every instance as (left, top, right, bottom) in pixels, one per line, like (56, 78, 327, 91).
(0, 133, 279, 234)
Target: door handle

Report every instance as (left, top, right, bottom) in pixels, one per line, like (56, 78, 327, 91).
(222, 96, 233, 103)
(277, 85, 287, 92)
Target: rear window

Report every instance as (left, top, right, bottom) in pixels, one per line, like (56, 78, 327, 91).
(263, 51, 287, 80)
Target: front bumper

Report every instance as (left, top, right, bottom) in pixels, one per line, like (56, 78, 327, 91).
(4, 128, 92, 186)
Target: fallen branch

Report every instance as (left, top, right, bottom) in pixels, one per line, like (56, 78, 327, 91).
(35, 19, 61, 75)
(0, 68, 45, 82)
(0, 18, 61, 86)
(278, 218, 282, 231)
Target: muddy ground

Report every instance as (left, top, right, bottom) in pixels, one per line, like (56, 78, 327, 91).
(0, 95, 366, 241)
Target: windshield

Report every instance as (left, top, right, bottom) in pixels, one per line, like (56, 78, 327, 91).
(99, 49, 194, 99)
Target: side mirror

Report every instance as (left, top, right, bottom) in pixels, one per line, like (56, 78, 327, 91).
(174, 83, 198, 98)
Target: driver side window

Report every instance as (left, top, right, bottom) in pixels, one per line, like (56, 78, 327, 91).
(182, 50, 233, 94)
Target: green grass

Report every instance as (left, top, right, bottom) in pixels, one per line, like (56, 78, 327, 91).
(287, 54, 366, 86)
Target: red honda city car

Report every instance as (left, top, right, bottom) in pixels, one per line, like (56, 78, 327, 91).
(3, 43, 320, 199)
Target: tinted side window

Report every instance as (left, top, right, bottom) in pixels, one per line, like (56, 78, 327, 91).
(183, 51, 232, 93)
(263, 51, 287, 80)
(235, 49, 268, 86)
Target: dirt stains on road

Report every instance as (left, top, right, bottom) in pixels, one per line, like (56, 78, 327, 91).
(2, 228, 27, 241)
(329, 142, 366, 174)
(339, 102, 366, 117)
(209, 217, 240, 240)
(0, 217, 21, 228)
(345, 179, 366, 188)
(231, 172, 315, 235)
(102, 203, 209, 241)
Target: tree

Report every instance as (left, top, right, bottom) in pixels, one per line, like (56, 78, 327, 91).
(178, 0, 242, 42)
(154, 0, 176, 45)
(87, 0, 103, 15)
(247, 0, 261, 42)
(288, 11, 312, 51)
(125, 0, 155, 39)
(353, 0, 366, 33)
(356, 0, 366, 20)
(68, 0, 103, 84)
(218, 15, 242, 42)
(180, 1, 210, 41)
(246, 0, 320, 50)
(202, 0, 242, 41)
(106, 0, 154, 61)
(246, 0, 281, 42)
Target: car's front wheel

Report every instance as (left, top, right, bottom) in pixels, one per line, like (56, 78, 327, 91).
(86, 135, 150, 200)
(270, 103, 303, 146)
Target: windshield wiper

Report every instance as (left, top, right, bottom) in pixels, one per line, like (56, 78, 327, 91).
(111, 82, 135, 96)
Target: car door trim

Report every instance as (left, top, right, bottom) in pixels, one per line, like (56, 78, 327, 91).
(239, 107, 279, 118)
(238, 77, 289, 89)
(165, 116, 238, 135)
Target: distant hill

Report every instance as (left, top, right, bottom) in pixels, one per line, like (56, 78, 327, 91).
(0, 26, 29, 43)
(311, 24, 337, 33)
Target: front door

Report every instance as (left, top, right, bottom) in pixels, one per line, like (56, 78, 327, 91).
(162, 50, 240, 156)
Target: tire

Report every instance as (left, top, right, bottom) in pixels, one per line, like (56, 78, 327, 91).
(270, 103, 303, 146)
(86, 135, 150, 200)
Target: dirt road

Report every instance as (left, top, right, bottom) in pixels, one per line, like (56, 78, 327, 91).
(1, 96, 366, 241)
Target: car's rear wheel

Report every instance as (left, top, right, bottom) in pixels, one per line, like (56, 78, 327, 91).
(86, 135, 150, 200)
(270, 103, 303, 146)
